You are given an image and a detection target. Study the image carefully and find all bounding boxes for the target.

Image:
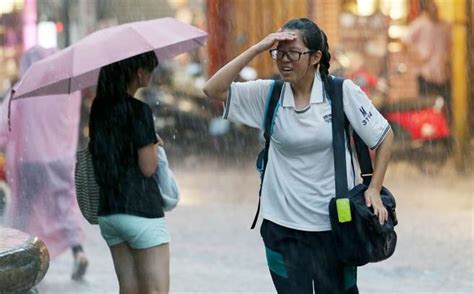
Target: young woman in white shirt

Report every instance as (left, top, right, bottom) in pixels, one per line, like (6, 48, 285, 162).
(204, 18, 394, 294)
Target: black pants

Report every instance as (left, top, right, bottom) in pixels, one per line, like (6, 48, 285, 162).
(260, 219, 358, 294)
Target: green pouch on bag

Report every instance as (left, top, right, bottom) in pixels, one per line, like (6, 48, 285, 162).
(336, 198, 352, 223)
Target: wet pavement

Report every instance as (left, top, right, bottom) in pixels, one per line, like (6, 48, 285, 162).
(27, 154, 474, 293)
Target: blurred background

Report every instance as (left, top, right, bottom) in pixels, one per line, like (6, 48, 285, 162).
(0, 0, 472, 169)
(0, 0, 473, 293)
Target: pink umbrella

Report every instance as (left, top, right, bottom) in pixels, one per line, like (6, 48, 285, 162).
(11, 17, 207, 100)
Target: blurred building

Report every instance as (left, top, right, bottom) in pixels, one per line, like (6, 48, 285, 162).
(0, 0, 206, 95)
(206, 0, 473, 170)
(0, 0, 32, 94)
(1, 0, 471, 101)
(207, 0, 340, 78)
(1, 0, 472, 167)
(208, 0, 471, 102)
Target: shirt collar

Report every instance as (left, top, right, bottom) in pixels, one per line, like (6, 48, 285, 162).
(281, 71, 325, 108)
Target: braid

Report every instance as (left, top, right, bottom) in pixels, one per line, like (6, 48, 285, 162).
(318, 30, 332, 93)
(319, 31, 331, 80)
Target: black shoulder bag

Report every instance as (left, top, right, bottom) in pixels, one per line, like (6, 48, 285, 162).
(328, 76, 398, 266)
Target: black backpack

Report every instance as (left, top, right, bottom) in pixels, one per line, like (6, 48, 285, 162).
(252, 76, 398, 266)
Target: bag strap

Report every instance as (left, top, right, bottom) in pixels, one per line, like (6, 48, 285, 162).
(329, 76, 350, 198)
(329, 76, 374, 198)
(260, 79, 284, 194)
(251, 79, 284, 229)
(353, 132, 373, 185)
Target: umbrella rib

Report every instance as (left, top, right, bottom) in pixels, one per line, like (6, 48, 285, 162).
(130, 26, 155, 52)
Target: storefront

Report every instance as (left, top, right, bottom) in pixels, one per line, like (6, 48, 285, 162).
(0, 0, 61, 95)
(206, 0, 421, 102)
(206, 0, 472, 170)
(337, 0, 444, 104)
(334, 0, 472, 170)
(0, 0, 33, 95)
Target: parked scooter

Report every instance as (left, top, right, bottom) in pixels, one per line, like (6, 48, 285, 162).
(380, 93, 451, 172)
(332, 50, 451, 172)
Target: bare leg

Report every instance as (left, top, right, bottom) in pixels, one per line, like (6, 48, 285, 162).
(109, 242, 139, 293)
(133, 243, 170, 294)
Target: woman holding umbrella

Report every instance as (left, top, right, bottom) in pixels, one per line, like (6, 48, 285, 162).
(6, 17, 208, 293)
(89, 51, 169, 293)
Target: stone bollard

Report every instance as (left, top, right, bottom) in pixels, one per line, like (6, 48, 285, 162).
(0, 227, 50, 292)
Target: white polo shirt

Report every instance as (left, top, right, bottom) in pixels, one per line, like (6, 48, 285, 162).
(224, 72, 390, 231)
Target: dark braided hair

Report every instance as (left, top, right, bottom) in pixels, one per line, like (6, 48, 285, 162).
(282, 18, 332, 89)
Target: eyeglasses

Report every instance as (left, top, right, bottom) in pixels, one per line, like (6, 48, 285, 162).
(269, 48, 315, 61)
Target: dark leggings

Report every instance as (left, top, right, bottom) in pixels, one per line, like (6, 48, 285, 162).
(260, 219, 358, 294)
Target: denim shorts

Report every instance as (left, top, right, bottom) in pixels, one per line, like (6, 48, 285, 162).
(98, 214, 170, 249)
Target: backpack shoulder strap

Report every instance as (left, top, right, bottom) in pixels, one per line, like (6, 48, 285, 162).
(263, 80, 284, 141)
(251, 79, 284, 229)
(260, 79, 284, 182)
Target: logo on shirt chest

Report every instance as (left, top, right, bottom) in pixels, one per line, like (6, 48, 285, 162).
(359, 106, 373, 126)
(323, 113, 332, 123)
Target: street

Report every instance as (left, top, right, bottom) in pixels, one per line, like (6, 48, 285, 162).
(36, 154, 473, 293)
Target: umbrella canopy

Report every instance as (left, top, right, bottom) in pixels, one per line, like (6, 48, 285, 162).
(12, 17, 207, 100)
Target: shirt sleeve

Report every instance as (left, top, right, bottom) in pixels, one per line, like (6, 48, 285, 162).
(223, 79, 274, 130)
(132, 103, 158, 149)
(342, 79, 390, 149)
